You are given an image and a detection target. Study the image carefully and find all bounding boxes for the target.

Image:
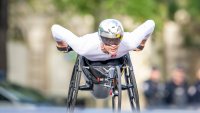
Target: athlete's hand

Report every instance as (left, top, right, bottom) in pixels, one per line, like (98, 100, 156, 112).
(133, 39, 147, 51)
(56, 41, 69, 52)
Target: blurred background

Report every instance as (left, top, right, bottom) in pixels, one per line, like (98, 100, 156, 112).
(1, 0, 200, 113)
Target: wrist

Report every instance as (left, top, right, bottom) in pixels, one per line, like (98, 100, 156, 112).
(56, 41, 68, 48)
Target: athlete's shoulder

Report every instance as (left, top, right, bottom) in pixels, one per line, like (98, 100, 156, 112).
(81, 32, 98, 38)
(122, 32, 131, 38)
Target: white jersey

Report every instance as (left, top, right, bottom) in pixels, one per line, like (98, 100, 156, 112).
(51, 20, 155, 61)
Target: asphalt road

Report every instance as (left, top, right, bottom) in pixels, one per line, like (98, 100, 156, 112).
(0, 107, 199, 113)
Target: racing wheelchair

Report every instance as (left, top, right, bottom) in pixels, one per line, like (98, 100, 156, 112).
(66, 53, 140, 113)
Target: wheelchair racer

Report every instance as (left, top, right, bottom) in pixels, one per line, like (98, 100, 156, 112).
(51, 19, 155, 61)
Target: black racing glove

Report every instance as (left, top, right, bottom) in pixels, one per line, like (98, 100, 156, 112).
(56, 46, 73, 53)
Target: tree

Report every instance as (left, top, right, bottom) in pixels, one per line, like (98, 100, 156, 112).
(0, 0, 8, 81)
(184, 0, 200, 49)
(52, 0, 163, 30)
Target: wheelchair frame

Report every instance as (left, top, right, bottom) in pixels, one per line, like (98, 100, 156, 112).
(66, 54, 140, 113)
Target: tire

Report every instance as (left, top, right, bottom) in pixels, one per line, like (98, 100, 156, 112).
(112, 66, 122, 112)
(66, 57, 81, 113)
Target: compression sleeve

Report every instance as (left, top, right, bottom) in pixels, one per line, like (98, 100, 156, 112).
(124, 20, 155, 50)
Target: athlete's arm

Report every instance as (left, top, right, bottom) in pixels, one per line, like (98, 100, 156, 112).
(51, 24, 87, 54)
(124, 20, 155, 51)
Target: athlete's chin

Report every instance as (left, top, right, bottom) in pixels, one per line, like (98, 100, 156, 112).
(109, 50, 117, 55)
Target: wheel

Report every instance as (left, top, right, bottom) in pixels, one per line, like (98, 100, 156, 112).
(66, 64, 81, 113)
(66, 57, 81, 113)
(112, 66, 122, 112)
(125, 67, 140, 111)
(125, 55, 140, 111)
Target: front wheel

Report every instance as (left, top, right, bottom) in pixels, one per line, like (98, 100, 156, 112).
(112, 66, 122, 112)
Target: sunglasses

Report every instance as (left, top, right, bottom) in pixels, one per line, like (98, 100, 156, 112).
(101, 36, 122, 46)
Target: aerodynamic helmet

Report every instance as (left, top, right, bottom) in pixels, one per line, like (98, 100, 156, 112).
(98, 19, 124, 45)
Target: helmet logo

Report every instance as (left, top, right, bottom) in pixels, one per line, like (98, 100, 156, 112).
(116, 34, 121, 38)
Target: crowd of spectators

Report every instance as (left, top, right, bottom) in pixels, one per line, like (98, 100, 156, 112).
(142, 66, 200, 109)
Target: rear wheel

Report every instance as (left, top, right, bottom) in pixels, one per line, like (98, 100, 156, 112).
(125, 55, 140, 111)
(124, 67, 140, 111)
(112, 66, 122, 112)
(66, 58, 81, 113)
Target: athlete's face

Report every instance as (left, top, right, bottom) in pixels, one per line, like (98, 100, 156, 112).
(103, 44, 119, 56)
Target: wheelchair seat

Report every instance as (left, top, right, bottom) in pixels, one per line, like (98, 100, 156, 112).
(84, 56, 125, 66)
(81, 56, 125, 79)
